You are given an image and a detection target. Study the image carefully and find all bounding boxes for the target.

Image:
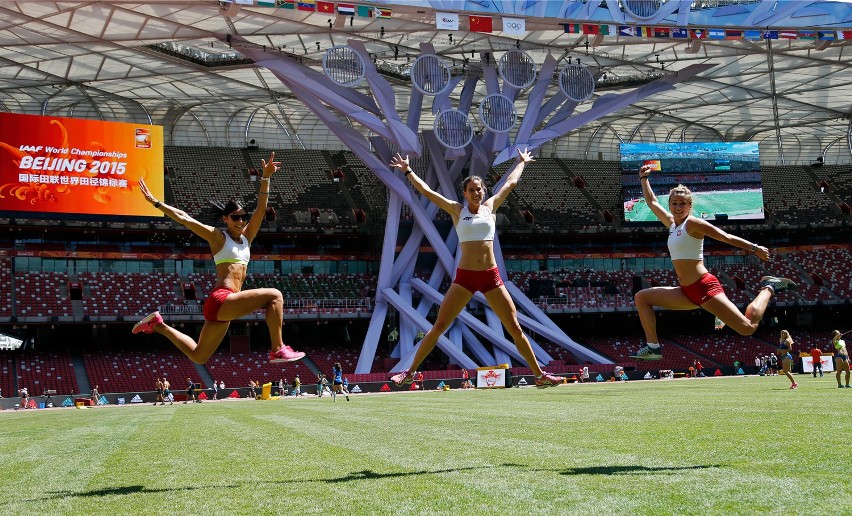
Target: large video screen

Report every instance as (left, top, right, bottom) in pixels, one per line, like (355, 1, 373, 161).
(0, 112, 163, 217)
(621, 142, 764, 224)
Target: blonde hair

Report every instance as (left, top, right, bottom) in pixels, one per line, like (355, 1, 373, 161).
(780, 330, 790, 339)
(833, 329, 841, 338)
(668, 184, 693, 205)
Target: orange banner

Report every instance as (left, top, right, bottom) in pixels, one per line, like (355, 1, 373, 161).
(0, 113, 163, 217)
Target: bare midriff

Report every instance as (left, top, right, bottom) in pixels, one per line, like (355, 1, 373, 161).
(671, 259, 708, 286)
(458, 240, 498, 271)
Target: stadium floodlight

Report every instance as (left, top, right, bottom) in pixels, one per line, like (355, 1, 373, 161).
(0, 332, 24, 350)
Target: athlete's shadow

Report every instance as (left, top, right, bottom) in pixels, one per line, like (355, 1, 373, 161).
(559, 464, 723, 476)
(34, 484, 233, 501)
(323, 465, 486, 483)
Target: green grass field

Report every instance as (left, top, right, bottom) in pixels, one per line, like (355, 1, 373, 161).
(2, 375, 849, 515)
(626, 189, 765, 222)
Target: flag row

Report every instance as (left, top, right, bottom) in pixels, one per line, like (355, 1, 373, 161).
(255, 1, 392, 18)
(242, 1, 852, 41)
(563, 24, 852, 41)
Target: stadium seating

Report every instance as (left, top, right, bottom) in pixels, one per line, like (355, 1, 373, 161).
(204, 349, 311, 390)
(0, 258, 12, 319)
(15, 272, 73, 318)
(79, 272, 182, 318)
(82, 350, 200, 395)
(16, 352, 79, 396)
(0, 354, 16, 398)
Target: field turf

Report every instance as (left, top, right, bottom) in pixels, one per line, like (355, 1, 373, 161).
(2, 374, 849, 515)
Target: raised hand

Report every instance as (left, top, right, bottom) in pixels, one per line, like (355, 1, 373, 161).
(260, 151, 281, 179)
(390, 153, 411, 173)
(138, 178, 158, 205)
(639, 163, 655, 178)
(517, 147, 535, 164)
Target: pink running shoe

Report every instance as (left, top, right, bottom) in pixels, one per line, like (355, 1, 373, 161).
(535, 372, 565, 388)
(269, 344, 306, 364)
(389, 369, 415, 387)
(132, 311, 163, 334)
(790, 382, 798, 390)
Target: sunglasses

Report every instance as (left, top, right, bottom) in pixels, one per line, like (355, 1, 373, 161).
(229, 213, 250, 222)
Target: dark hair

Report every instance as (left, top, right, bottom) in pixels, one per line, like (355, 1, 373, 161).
(209, 199, 244, 218)
(461, 175, 485, 191)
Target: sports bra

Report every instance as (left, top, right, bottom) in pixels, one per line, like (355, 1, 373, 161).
(213, 231, 250, 265)
(456, 205, 495, 242)
(667, 219, 703, 260)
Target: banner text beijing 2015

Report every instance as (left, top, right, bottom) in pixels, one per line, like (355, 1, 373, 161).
(0, 112, 164, 217)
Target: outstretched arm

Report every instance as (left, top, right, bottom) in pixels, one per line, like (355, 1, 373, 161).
(390, 153, 460, 217)
(244, 151, 278, 243)
(138, 178, 219, 245)
(639, 164, 673, 228)
(487, 147, 534, 211)
(690, 219, 770, 261)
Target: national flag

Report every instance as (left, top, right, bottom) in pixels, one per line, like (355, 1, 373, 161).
(502, 17, 526, 36)
(690, 28, 706, 39)
(779, 30, 798, 40)
(600, 25, 615, 36)
(374, 7, 391, 18)
(744, 29, 762, 40)
(297, 1, 315, 12)
(818, 30, 837, 41)
(469, 15, 492, 33)
(725, 29, 743, 40)
(637, 26, 653, 38)
(356, 5, 373, 17)
(837, 30, 852, 40)
(276, 0, 295, 9)
(798, 30, 817, 41)
(763, 30, 779, 40)
(654, 27, 670, 38)
(618, 26, 635, 37)
(563, 23, 581, 34)
(436, 12, 458, 30)
(337, 3, 354, 15)
(708, 28, 725, 40)
(582, 24, 599, 35)
(317, 1, 334, 14)
(257, 1, 277, 7)
(671, 27, 688, 39)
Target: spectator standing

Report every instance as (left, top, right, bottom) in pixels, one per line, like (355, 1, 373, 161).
(832, 330, 850, 388)
(809, 346, 824, 378)
(155, 378, 165, 405)
(777, 330, 798, 390)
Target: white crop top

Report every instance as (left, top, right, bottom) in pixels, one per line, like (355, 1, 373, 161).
(456, 205, 496, 242)
(213, 232, 251, 265)
(667, 219, 703, 260)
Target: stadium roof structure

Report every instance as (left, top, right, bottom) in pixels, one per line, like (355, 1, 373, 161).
(1, 0, 851, 164)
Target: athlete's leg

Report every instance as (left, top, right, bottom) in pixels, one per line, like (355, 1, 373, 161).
(781, 359, 797, 387)
(484, 285, 543, 377)
(408, 283, 473, 372)
(153, 321, 230, 364)
(217, 287, 284, 349)
(701, 292, 762, 336)
(634, 286, 698, 343)
(742, 288, 773, 330)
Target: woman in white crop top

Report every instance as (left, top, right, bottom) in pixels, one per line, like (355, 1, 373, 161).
(133, 152, 305, 365)
(388, 148, 564, 388)
(631, 163, 797, 361)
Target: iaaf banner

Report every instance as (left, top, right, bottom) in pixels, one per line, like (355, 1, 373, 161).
(476, 365, 508, 388)
(0, 113, 164, 217)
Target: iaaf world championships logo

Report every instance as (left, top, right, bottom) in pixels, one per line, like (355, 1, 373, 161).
(483, 369, 499, 387)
